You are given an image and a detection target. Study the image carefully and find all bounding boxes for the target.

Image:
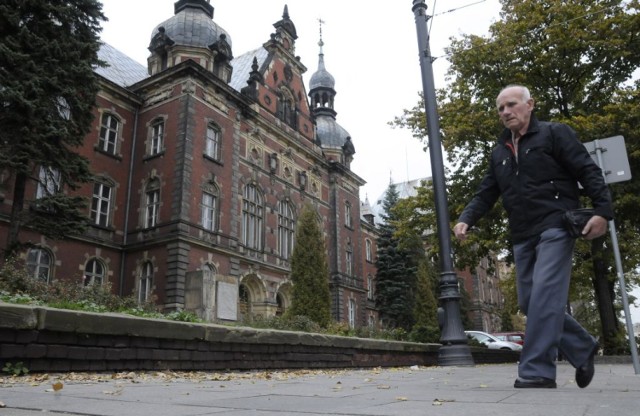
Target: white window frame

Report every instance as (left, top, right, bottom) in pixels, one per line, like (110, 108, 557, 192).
(348, 298, 356, 328)
(278, 201, 295, 259)
(36, 166, 61, 199)
(145, 179, 160, 228)
(138, 262, 153, 303)
(345, 202, 352, 228)
(365, 239, 372, 262)
(84, 258, 105, 286)
(91, 182, 112, 227)
(98, 113, 119, 155)
(205, 123, 221, 160)
(201, 191, 217, 231)
(242, 184, 263, 249)
(26, 248, 52, 283)
(150, 120, 164, 155)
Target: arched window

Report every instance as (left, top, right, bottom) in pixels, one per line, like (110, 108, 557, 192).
(238, 284, 250, 319)
(277, 200, 295, 259)
(98, 113, 119, 155)
(277, 89, 297, 128)
(145, 178, 160, 228)
(276, 292, 285, 316)
(84, 258, 106, 286)
(365, 239, 372, 262)
(138, 261, 154, 304)
(242, 184, 263, 249)
(26, 248, 52, 283)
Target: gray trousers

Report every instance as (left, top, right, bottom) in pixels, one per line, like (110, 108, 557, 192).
(513, 227, 597, 380)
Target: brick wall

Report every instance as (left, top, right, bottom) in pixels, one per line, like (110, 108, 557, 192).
(0, 303, 519, 373)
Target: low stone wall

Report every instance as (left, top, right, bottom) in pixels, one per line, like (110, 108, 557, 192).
(0, 303, 519, 373)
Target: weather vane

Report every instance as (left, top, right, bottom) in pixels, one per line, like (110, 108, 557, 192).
(318, 18, 325, 48)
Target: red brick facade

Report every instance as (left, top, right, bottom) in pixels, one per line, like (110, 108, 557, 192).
(0, 2, 379, 328)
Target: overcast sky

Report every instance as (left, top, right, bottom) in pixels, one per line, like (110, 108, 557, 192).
(100, 0, 640, 327)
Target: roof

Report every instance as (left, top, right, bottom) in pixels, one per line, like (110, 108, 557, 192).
(229, 47, 269, 92)
(96, 43, 148, 87)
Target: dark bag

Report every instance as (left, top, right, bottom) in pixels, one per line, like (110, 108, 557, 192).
(562, 208, 594, 238)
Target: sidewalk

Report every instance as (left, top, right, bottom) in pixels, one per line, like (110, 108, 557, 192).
(0, 362, 638, 416)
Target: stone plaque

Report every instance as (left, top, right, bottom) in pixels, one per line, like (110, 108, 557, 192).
(216, 281, 238, 320)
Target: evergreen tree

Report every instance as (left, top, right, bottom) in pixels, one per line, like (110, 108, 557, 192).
(0, 0, 106, 257)
(375, 183, 418, 331)
(287, 204, 331, 327)
(410, 258, 440, 343)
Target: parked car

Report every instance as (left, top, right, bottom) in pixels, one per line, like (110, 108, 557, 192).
(493, 331, 525, 346)
(465, 330, 522, 351)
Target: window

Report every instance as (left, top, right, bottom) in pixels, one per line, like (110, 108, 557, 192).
(205, 123, 221, 160)
(138, 262, 153, 303)
(242, 184, 263, 249)
(84, 258, 105, 286)
(345, 202, 352, 228)
(277, 89, 297, 128)
(365, 239, 372, 262)
(145, 179, 160, 228)
(36, 166, 61, 199)
(56, 96, 71, 120)
(367, 275, 374, 300)
(278, 201, 295, 259)
(26, 248, 52, 283)
(98, 113, 119, 155)
(348, 298, 356, 328)
(346, 242, 353, 276)
(91, 182, 112, 227)
(150, 119, 164, 155)
(201, 191, 217, 231)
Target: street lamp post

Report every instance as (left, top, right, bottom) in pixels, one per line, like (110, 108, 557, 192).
(412, 0, 474, 366)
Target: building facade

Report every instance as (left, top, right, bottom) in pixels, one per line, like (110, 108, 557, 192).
(0, 1, 378, 327)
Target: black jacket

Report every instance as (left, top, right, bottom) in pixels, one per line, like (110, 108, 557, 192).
(458, 115, 614, 243)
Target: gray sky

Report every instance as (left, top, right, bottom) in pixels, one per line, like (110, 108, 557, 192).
(100, 0, 639, 327)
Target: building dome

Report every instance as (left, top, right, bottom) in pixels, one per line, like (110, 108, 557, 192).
(315, 116, 351, 149)
(149, 0, 232, 52)
(309, 56, 335, 90)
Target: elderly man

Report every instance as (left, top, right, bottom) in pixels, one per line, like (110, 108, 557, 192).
(454, 85, 612, 388)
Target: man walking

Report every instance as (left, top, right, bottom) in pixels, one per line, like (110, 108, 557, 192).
(453, 85, 613, 388)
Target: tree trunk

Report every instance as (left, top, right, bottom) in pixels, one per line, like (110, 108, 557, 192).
(5, 171, 27, 259)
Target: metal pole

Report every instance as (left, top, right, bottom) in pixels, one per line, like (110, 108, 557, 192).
(412, 0, 474, 366)
(593, 140, 640, 374)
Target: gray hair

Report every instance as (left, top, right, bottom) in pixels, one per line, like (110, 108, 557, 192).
(498, 84, 531, 102)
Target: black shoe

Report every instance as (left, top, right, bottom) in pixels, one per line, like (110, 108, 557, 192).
(514, 377, 557, 388)
(576, 343, 598, 388)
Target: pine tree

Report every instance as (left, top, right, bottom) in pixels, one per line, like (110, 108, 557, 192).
(375, 183, 418, 331)
(410, 258, 440, 343)
(0, 0, 106, 257)
(287, 204, 332, 327)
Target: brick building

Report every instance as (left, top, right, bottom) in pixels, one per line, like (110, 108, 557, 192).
(0, 0, 378, 327)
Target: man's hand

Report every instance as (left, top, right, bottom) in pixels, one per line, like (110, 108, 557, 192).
(582, 215, 608, 240)
(453, 222, 470, 241)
